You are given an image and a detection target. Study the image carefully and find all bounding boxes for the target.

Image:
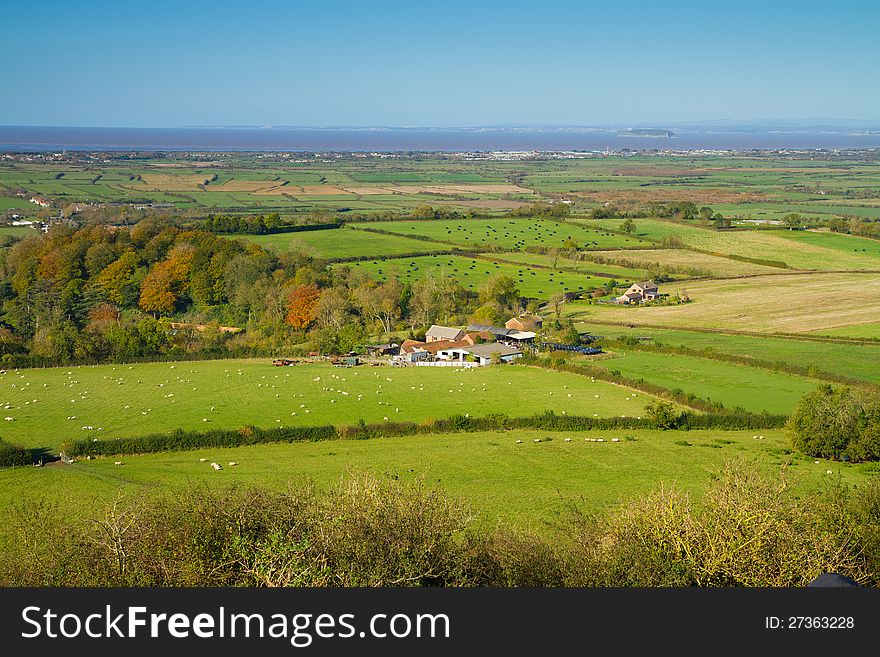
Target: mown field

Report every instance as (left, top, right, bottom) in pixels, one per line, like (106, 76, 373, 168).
(810, 322, 880, 339)
(0, 428, 869, 534)
(591, 350, 822, 414)
(586, 326, 880, 384)
(237, 226, 452, 259)
(0, 361, 656, 450)
(341, 254, 609, 296)
(566, 273, 880, 334)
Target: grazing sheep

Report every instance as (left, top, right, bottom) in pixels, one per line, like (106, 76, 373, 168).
(612, 438, 620, 442)
(211, 462, 222, 470)
(564, 438, 572, 442)
(228, 462, 238, 467)
(199, 458, 207, 462)
(515, 439, 522, 444)
(114, 461, 123, 466)
(826, 470, 833, 475)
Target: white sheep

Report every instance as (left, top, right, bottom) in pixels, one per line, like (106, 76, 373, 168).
(211, 462, 222, 470)
(564, 438, 572, 442)
(114, 461, 123, 466)
(515, 439, 522, 443)
(199, 458, 207, 462)
(228, 462, 238, 467)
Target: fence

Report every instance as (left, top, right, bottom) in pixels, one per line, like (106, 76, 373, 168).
(539, 343, 603, 355)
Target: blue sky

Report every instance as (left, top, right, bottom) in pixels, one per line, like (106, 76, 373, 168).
(3, 0, 878, 127)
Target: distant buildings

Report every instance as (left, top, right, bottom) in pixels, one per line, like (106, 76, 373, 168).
(615, 280, 660, 305)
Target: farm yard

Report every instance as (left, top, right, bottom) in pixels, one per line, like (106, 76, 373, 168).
(0, 360, 658, 450)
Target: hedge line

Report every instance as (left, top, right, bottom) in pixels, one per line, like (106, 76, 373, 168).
(60, 410, 787, 458)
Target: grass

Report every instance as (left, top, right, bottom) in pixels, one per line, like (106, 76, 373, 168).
(236, 226, 451, 259)
(485, 251, 650, 280)
(585, 248, 783, 277)
(590, 350, 822, 414)
(578, 218, 880, 270)
(0, 360, 659, 450)
(364, 218, 652, 250)
(586, 326, 880, 384)
(566, 272, 880, 334)
(810, 322, 880, 339)
(340, 254, 609, 297)
(0, 428, 869, 533)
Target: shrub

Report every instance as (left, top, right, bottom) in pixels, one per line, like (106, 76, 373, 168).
(0, 440, 32, 467)
(787, 385, 880, 461)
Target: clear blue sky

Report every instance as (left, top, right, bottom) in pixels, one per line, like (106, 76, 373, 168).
(3, 0, 878, 127)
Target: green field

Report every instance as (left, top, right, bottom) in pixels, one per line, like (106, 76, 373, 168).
(487, 251, 651, 280)
(0, 428, 867, 533)
(810, 322, 880, 339)
(0, 225, 36, 239)
(0, 360, 658, 450)
(341, 254, 608, 297)
(591, 350, 823, 414)
(237, 226, 452, 259)
(364, 218, 652, 250)
(578, 218, 880, 270)
(586, 326, 880, 384)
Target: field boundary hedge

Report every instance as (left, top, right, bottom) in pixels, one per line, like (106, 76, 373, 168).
(59, 409, 787, 458)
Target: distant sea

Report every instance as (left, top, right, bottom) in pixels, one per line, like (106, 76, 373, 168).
(2, 125, 880, 152)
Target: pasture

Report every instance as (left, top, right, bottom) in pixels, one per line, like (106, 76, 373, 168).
(363, 218, 652, 250)
(0, 428, 867, 533)
(0, 361, 657, 450)
(587, 326, 880, 384)
(236, 226, 452, 259)
(342, 254, 607, 297)
(579, 218, 880, 270)
(584, 248, 784, 277)
(566, 273, 880, 334)
(592, 350, 822, 414)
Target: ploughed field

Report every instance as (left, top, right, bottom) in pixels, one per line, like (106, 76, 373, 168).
(0, 361, 659, 450)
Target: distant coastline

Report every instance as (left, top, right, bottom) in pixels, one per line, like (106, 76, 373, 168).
(2, 125, 880, 152)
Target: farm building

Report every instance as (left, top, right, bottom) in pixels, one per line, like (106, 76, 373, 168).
(467, 324, 536, 346)
(435, 343, 523, 365)
(366, 342, 400, 356)
(505, 314, 543, 331)
(425, 325, 466, 343)
(615, 280, 660, 305)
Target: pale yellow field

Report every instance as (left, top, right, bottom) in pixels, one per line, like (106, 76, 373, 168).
(256, 185, 353, 196)
(587, 249, 782, 277)
(568, 272, 880, 333)
(210, 179, 285, 192)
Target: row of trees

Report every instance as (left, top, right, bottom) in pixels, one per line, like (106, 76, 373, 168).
(0, 220, 542, 363)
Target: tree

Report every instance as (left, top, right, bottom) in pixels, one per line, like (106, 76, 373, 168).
(285, 284, 321, 330)
(315, 287, 353, 330)
(645, 400, 682, 430)
(783, 213, 803, 230)
(620, 218, 636, 235)
(549, 292, 565, 318)
(479, 275, 520, 313)
(788, 385, 880, 461)
(353, 279, 403, 334)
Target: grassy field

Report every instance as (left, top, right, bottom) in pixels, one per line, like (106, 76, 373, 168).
(566, 273, 880, 334)
(364, 218, 653, 250)
(578, 218, 880, 270)
(0, 360, 658, 450)
(486, 251, 651, 280)
(586, 326, 880, 384)
(0, 428, 868, 534)
(236, 226, 452, 259)
(591, 350, 822, 414)
(0, 226, 36, 239)
(809, 322, 880, 339)
(585, 248, 784, 277)
(341, 254, 609, 297)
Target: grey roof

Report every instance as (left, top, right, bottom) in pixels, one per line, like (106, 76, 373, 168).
(467, 324, 516, 337)
(426, 325, 465, 340)
(465, 344, 521, 359)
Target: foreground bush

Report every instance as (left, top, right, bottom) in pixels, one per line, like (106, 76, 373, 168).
(2, 463, 877, 587)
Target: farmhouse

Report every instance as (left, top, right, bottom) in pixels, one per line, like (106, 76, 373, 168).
(615, 280, 660, 305)
(425, 325, 466, 343)
(505, 314, 543, 332)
